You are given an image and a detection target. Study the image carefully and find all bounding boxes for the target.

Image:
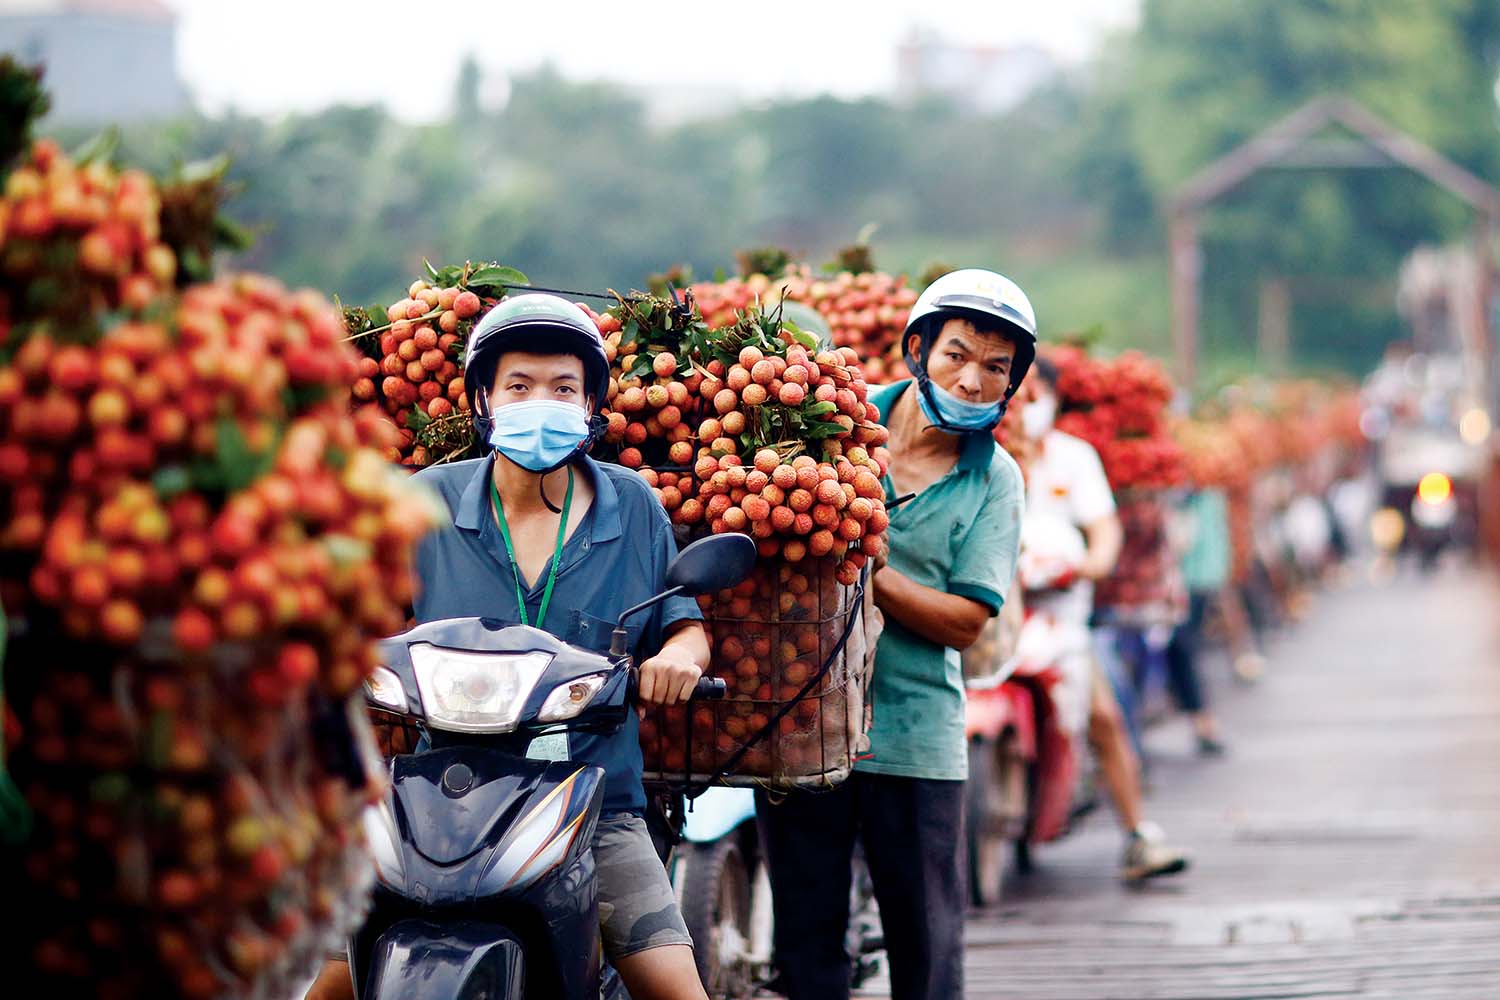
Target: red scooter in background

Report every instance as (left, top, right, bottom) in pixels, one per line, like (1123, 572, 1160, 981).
(965, 515, 1089, 906)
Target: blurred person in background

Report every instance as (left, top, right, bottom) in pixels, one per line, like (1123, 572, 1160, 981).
(1022, 358, 1188, 882)
(1165, 488, 1229, 756)
(1220, 483, 1270, 683)
(1283, 471, 1334, 601)
(1328, 453, 1376, 565)
(1243, 472, 1291, 636)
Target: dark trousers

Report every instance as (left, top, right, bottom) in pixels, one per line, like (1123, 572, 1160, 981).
(755, 771, 965, 1000)
(1164, 591, 1211, 713)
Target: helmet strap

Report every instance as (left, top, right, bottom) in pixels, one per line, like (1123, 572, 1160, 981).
(537, 416, 605, 509)
(472, 386, 495, 444)
(540, 476, 562, 514)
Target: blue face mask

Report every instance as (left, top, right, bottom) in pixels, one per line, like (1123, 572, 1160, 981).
(487, 399, 591, 471)
(916, 379, 1003, 432)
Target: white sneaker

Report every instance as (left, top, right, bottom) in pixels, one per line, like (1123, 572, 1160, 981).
(1121, 821, 1189, 882)
(1233, 652, 1266, 683)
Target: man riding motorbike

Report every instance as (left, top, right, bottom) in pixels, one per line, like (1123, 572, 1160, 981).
(757, 269, 1031, 1000)
(306, 293, 712, 1000)
(1020, 357, 1188, 881)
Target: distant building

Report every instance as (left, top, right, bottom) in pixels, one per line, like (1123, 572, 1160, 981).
(0, 0, 189, 124)
(895, 27, 1057, 114)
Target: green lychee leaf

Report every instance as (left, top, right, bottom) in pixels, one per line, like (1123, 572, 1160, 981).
(89, 773, 131, 804)
(804, 420, 846, 440)
(785, 324, 819, 351)
(420, 264, 457, 288)
(151, 466, 192, 499)
(186, 457, 223, 491)
(144, 711, 173, 770)
(285, 383, 330, 412)
(467, 265, 529, 290)
(323, 534, 373, 567)
(211, 214, 255, 253)
(177, 153, 231, 185)
(405, 408, 433, 432)
(803, 401, 837, 417)
(179, 246, 210, 282)
(214, 417, 275, 494)
(70, 127, 120, 167)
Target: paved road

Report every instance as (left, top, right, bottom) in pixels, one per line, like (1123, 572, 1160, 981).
(863, 561, 1500, 999)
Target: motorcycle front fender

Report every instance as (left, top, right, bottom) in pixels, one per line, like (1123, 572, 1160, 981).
(360, 918, 525, 1000)
(681, 786, 757, 843)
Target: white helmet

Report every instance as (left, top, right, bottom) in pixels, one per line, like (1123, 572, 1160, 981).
(902, 268, 1038, 404)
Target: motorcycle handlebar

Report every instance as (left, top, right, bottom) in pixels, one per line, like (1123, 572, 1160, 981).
(624, 663, 726, 703)
(691, 676, 727, 700)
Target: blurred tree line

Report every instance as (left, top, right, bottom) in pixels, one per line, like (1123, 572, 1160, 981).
(78, 0, 1500, 381)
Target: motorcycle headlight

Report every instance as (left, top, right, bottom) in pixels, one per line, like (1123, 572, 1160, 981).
(409, 643, 551, 733)
(1417, 472, 1452, 506)
(536, 673, 608, 723)
(364, 665, 409, 713)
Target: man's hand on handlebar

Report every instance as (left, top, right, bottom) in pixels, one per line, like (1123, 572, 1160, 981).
(639, 647, 703, 705)
(638, 621, 712, 707)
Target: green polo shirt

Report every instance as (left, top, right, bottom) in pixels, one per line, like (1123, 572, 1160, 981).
(1180, 488, 1231, 592)
(857, 380, 1025, 781)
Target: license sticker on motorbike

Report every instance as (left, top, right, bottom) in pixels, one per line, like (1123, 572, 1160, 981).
(526, 732, 570, 762)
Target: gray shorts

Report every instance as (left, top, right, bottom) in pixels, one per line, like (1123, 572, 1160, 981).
(594, 812, 694, 960)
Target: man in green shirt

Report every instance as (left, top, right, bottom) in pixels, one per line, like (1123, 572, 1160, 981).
(757, 269, 1032, 1000)
(1166, 487, 1230, 754)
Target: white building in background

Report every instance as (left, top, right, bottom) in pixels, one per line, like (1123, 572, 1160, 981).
(895, 27, 1058, 114)
(0, 0, 189, 124)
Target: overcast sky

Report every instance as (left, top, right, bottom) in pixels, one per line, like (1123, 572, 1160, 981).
(168, 0, 1138, 120)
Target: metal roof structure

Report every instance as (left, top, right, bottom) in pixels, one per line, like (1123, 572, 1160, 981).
(1166, 94, 1500, 391)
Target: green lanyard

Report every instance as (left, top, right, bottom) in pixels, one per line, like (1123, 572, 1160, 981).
(490, 468, 574, 633)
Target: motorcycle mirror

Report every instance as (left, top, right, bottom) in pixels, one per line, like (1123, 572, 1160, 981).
(664, 534, 757, 597)
(610, 535, 758, 657)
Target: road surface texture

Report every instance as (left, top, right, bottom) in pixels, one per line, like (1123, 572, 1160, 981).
(861, 562, 1500, 999)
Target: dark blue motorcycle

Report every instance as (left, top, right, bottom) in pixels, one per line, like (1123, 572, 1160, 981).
(352, 533, 755, 999)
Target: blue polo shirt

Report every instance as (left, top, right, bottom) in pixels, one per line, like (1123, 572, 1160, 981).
(412, 453, 703, 816)
(858, 380, 1024, 781)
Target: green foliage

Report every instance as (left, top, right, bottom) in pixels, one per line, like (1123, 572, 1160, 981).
(157, 154, 251, 286)
(1098, 0, 1500, 376)
(735, 246, 793, 278)
(0, 56, 49, 174)
(64, 6, 1500, 381)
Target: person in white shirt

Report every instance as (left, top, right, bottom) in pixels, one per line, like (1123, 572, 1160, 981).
(1019, 357, 1188, 881)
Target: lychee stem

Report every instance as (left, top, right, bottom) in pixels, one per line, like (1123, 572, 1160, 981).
(339, 306, 444, 343)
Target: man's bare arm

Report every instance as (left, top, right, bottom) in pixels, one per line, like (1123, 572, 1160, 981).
(1079, 514, 1123, 581)
(873, 567, 991, 650)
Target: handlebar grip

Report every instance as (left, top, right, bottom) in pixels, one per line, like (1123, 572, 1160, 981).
(691, 676, 727, 700)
